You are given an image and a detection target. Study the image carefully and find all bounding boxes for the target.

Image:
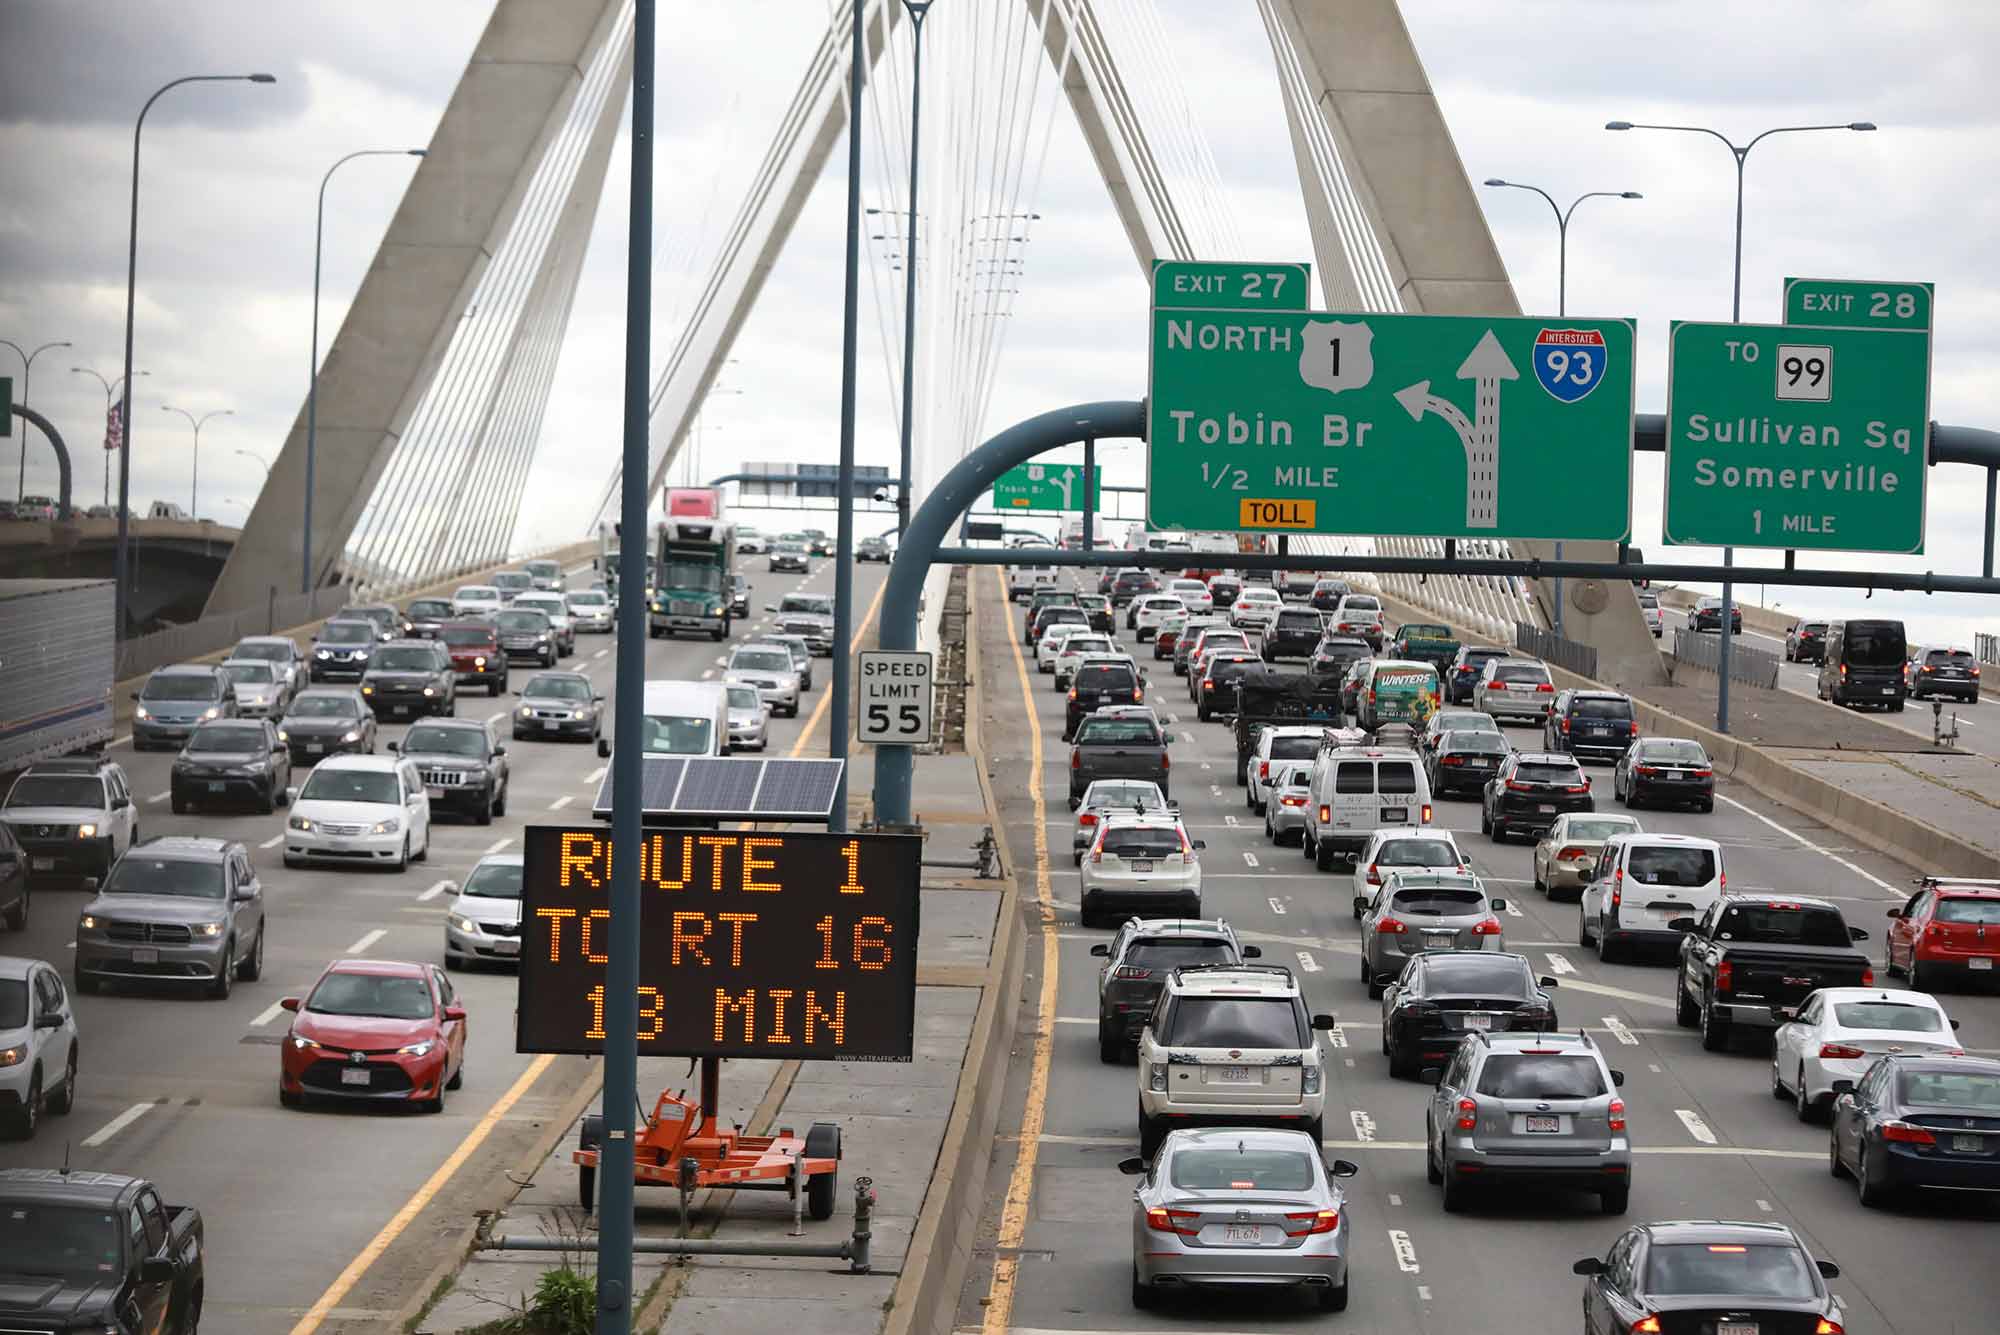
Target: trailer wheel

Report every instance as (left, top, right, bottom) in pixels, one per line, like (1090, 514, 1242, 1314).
(578, 1114, 605, 1212)
(804, 1122, 841, 1221)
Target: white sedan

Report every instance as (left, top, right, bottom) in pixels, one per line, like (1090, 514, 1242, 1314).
(1166, 578, 1213, 616)
(1052, 633, 1124, 689)
(1035, 623, 1092, 673)
(1771, 987, 1963, 1120)
(1229, 586, 1283, 632)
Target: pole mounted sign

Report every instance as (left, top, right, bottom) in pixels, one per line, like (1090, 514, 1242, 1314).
(1146, 260, 1635, 539)
(856, 649, 933, 745)
(991, 462, 1102, 512)
(1784, 277, 1933, 333)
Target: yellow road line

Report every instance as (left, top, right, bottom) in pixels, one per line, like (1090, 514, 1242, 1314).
(983, 565, 1057, 1335)
(289, 1052, 554, 1334)
(292, 572, 885, 1332)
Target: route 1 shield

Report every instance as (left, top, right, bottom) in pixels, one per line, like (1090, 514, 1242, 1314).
(1532, 328, 1607, 404)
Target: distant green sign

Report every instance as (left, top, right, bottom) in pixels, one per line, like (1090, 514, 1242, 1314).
(1784, 277, 1933, 332)
(991, 462, 1102, 512)
(1153, 260, 1311, 312)
(1663, 321, 1930, 553)
(0, 376, 11, 438)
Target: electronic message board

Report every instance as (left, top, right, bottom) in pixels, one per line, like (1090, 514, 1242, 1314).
(517, 825, 922, 1060)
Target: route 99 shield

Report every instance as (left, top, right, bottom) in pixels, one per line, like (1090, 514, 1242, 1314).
(516, 825, 922, 1061)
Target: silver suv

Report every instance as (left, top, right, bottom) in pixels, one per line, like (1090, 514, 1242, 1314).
(1359, 870, 1506, 999)
(1421, 1029, 1630, 1215)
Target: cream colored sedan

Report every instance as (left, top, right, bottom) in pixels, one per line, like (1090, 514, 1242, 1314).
(1531, 812, 1641, 901)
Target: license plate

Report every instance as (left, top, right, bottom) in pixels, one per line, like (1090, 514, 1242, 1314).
(1882, 687, 1896, 695)
(541, 718, 557, 729)
(1525, 1114, 1560, 1133)
(1538, 803, 1556, 813)
(1718, 1324, 1758, 1335)
(1463, 1014, 1491, 1030)
(1972, 958, 1994, 971)
(1424, 931, 1455, 949)
(1216, 1066, 1256, 1083)
(427, 786, 445, 800)
(31, 857, 52, 871)
(1221, 1224, 1264, 1245)
(207, 782, 224, 793)
(306, 744, 323, 754)
(1129, 860, 1153, 873)
(1380, 808, 1407, 822)
(1952, 1134, 1984, 1152)
(132, 947, 158, 964)
(340, 1068, 372, 1087)
(393, 705, 409, 716)
(494, 939, 520, 956)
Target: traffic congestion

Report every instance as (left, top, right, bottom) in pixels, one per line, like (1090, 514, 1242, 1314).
(966, 531, 2000, 1333)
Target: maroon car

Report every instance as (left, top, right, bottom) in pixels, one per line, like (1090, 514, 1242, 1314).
(439, 619, 508, 695)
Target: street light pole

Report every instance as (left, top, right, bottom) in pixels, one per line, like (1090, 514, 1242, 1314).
(71, 367, 148, 508)
(117, 72, 275, 640)
(306, 147, 428, 595)
(236, 448, 271, 482)
(1, 339, 73, 503)
(828, 0, 865, 835)
(161, 406, 232, 520)
(1481, 180, 1641, 637)
(894, 1, 933, 539)
(1605, 119, 1874, 733)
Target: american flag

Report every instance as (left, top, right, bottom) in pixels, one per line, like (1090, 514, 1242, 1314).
(104, 400, 122, 452)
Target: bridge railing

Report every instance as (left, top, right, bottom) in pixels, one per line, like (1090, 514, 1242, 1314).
(1671, 625, 1781, 691)
(1514, 620, 1598, 680)
(116, 584, 354, 680)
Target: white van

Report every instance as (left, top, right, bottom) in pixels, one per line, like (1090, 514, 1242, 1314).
(1578, 833, 1725, 963)
(596, 681, 731, 759)
(1304, 744, 1434, 870)
(149, 499, 189, 520)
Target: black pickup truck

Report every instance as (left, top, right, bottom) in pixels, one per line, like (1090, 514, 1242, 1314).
(1674, 895, 1873, 1051)
(1230, 666, 1344, 785)
(0, 1168, 204, 1333)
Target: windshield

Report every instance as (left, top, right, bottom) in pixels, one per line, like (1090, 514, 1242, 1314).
(1422, 957, 1532, 996)
(1639, 740, 1708, 764)
(441, 628, 494, 647)
(780, 595, 834, 616)
(1898, 1070, 2000, 1108)
(455, 588, 498, 603)
(403, 726, 485, 757)
(494, 573, 529, 589)
(1127, 940, 1236, 971)
(318, 623, 374, 644)
(642, 715, 714, 755)
(732, 651, 793, 673)
(1627, 846, 1716, 887)
(232, 641, 290, 662)
(1936, 897, 2000, 925)
(496, 611, 548, 632)
(1567, 818, 1638, 841)
(726, 686, 762, 711)
(462, 861, 523, 899)
(1075, 666, 1136, 691)
(1645, 1244, 1817, 1300)
(369, 648, 437, 672)
(663, 561, 722, 593)
(143, 674, 220, 701)
(1260, 736, 1315, 762)
(1475, 1053, 1606, 1099)
(515, 598, 566, 617)
(1388, 885, 1485, 914)
(1516, 762, 1584, 785)
(1169, 1148, 1314, 1192)
(102, 855, 224, 899)
(525, 677, 592, 701)
(1434, 713, 1493, 735)
(1493, 664, 1549, 684)
(1442, 732, 1508, 755)
(1166, 997, 1304, 1049)
(308, 971, 434, 1020)
(287, 695, 360, 719)
(1062, 638, 1113, 656)
(299, 769, 400, 804)
(569, 592, 608, 607)
(1075, 720, 1160, 746)
(1572, 697, 1633, 719)
(1924, 649, 1975, 666)
(1715, 903, 1852, 947)
(1084, 782, 1163, 810)
(1843, 622, 1906, 666)
(1833, 1001, 1942, 1032)
(6, 775, 101, 808)
(0, 1203, 124, 1285)
(408, 600, 453, 619)
(1101, 827, 1183, 859)
(222, 662, 276, 686)
(189, 726, 266, 753)
(526, 562, 559, 578)
(1378, 841, 1461, 869)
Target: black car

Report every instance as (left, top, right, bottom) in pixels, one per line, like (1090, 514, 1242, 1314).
(1194, 652, 1260, 723)
(1306, 634, 1371, 689)
(277, 688, 378, 765)
(1065, 659, 1143, 740)
(1544, 690, 1638, 762)
(1690, 596, 1742, 633)
(1090, 920, 1257, 1061)
(1025, 590, 1082, 640)
(1830, 1054, 2000, 1205)
(171, 720, 291, 814)
(1613, 737, 1714, 811)
(512, 671, 603, 741)
(1308, 579, 1351, 613)
(360, 640, 457, 720)
(1261, 607, 1328, 662)
(1482, 752, 1593, 842)
(802, 530, 834, 557)
(727, 575, 752, 620)
(1906, 645, 1981, 702)
(404, 596, 457, 639)
(1784, 619, 1829, 663)
(1111, 569, 1158, 608)
(1379, 951, 1558, 1078)
(308, 619, 380, 683)
(1030, 605, 1089, 649)
(1429, 730, 1511, 798)
(493, 607, 559, 666)
(1575, 1221, 1845, 1335)
(1207, 575, 1242, 610)
(390, 719, 509, 824)
(857, 535, 892, 562)
(1443, 646, 1509, 705)
(1078, 594, 1115, 635)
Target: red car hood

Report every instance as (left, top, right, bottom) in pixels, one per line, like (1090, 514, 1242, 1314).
(294, 1011, 436, 1049)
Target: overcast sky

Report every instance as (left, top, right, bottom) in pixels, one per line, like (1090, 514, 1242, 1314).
(4, 1, 1995, 637)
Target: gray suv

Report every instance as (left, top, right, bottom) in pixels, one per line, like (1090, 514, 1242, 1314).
(1359, 870, 1506, 999)
(74, 836, 268, 998)
(1089, 918, 1258, 1063)
(1420, 1029, 1630, 1215)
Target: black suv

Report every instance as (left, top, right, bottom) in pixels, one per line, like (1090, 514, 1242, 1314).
(1784, 619, 1829, 663)
(1445, 645, 1510, 705)
(1065, 659, 1143, 740)
(308, 619, 381, 683)
(360, 639, 457, 720)
(1089, 917, 1258, 1062)
(1110, 569, 1158, 607)
(172, 719, 291, 814)
(1690, 596, 1741, 633)
(728, 574, 752, 619)
(390, 719, 509, 824)
(404, 597, 456, 639)
(1262, 606, 1328, 662)
(1307, 635, 1372, 689)
(1482, 752, 1593, 842)
(1309, 579, 1351, 613)
(1544, 690, 1638, 763)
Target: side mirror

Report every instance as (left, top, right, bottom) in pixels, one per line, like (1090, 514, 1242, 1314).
(1668, 917, 1698, 933)
(1309, 1013, 1338, 1031)
(130, 691, 141, 701)
(1538, 976, 1560, 989)
(1884, 907, 1901, 919)
(594, 694, 605, 703)
(1241, 945, 1262, 959)
(1848, 926, 1870, 942)
(34, 1009, 62, 1029)
(1117, 1156, 1146, 1176)
(1951, 1018, 1961, 1030)
(1829, 1079, 1855, 1096)
(1417, 1066, 1444, 1086)
(280, 996, 301, 1013)
(233, 886, 256, 902)
(1816, 1260, 1841, 1280)
(1571, 1258, 1606, 1277)
(140, 1257, 177, 1284)
(1488, 898, 1507, 913)
(493, 746, 507, 756)
(765, 603, 778, 613)
(1089, 943, 1110, 957)
(443, 1004, 468, 1023)
(1326, 1158, 1359, 1178)
(597, 738, 612, 758)
(1191, 839, 1206, 850)
(285, 786, 299, 804)
(1609, 1069, 1626, 1087)
(1769, 1006, 1796, 1023)
(386, 741, 399, 753)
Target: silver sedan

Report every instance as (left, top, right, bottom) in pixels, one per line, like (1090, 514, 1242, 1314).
(1124, 1127, 1359, 1313)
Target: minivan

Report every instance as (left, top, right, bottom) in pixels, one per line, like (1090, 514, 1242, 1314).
(132, 664, 234, 750)
(1578, 832, 1725, 963)
(1816, 619, 1908, 711)
(599, 680, 731, 759)
(1305, 745, 1433, 870)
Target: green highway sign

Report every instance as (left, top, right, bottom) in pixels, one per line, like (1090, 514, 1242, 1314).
(1153, 260, 1310, 312)
(991, 462, 1102, 512)
(1784, 277, 1933, 332)
(1663, 321, 1931, 553)
(0, 376, 11, 438)
(1145, 299, 1636, 538)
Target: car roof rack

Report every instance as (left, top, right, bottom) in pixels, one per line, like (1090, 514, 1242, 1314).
(1169, 962, 1296, 985)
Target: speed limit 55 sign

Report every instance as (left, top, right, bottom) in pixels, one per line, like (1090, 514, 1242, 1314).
(857, 650, 934, 745)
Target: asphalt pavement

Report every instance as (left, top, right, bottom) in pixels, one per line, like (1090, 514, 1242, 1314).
(959, 569, 2000, 1335)
(0, 555, 886, 1334)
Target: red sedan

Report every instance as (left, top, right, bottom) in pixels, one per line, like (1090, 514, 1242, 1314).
(278, 959, 467, 1112)
(1884, 878, 2000, 991)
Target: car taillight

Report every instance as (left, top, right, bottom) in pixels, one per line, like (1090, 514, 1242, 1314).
(1067, 688, 1077, 701)
(1559, 718, 1571, 733)
(1079, 812, 1098, 827)
(1559, 846, 1588, 862)
(1260, 761, 1270, 779)
(1366, 864, 1381, 885)
(1161, 750, 1171, 771)
(1607, 1098, 1626, 1132)
(1112, 966, 1153, 980)
(1819, 1043, 1865, 1059)
(1629, 721, 1641, 735)
(1840, 663, 1849, 676)
(1860, 966, 1874, 986)
(1134, 688, 1144, 702)
(1421, 803, 1432, 823)
(1441, 755, 1464, 766)
(1814, 1319, 1844, 1335)
(1145, 1207, 1201, 1235)
(1921, 664, 1935, 673)
(1715, 960, 1733, 992)
(1506, 779, 1533, 791)
(1535, 682, 1554, 692)
(1881, 1121, 1936, 1145)
(1566, 783, 1589, 793)
(1611, 868, 1623, 909)
(1455, 1097, 1477, 1131)
(1692, 767, 1713, 778)
(1719, 871, 1726, 890)
(1204, 680, 1214, 691)
(1489, 680, 1508, 690)
(1281, 795, 1305, 807)
(1070, 751, 1080, 770)
(1377, 918, 1407, 934)
(1282, 1208, 1339, 1236)
(1471, 918, 1503, 936)
(1319, 805, 1330, 822)
(1631, 1314, 1662, 1334)
(1368, 688, 1377, 703)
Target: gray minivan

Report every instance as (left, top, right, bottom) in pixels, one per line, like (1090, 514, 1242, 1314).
(132, 664, 235, 751)
(1816, 619, 1908, 711)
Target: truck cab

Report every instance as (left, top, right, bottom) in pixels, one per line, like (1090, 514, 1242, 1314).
(650, 492, 735, 642)
(0, 1168, 204, 1333)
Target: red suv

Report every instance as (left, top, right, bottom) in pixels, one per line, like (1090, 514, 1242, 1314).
(1884, 877, 2000, 990)
(439, 620, 508, 696)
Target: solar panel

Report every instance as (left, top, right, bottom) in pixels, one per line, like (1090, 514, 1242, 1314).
(592, 756, 685, 818)
(750, 759, 844, 817)
(678, 757, 762, 814)
(588, 755, 843, 823)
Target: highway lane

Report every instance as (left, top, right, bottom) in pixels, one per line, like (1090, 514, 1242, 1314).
(0, 556, 885, 1333)
(964, 568, 2000, 1335)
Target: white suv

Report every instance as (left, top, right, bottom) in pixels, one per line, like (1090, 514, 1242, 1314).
(1578, 833, 1725, 964)
(1080, 813, 1204, 927)
(1246, 725, 1327, 815)
(285, 754, 432, 873)
(1137, 964, 1338, 1158)
(1130, 595, 1186, 643)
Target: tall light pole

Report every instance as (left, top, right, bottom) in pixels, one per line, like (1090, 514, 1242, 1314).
(1606, 118, 1875, 733)
(160, 405, 232, 520)
(306, 147, 428, 596)
(893, 0, 934, 538)
(117, 72, 275, 641)
(829, 0, 865, 835)
(1, 339, 72, 503)
(236, 448, 271, 482)
(71, 366, 148, 507)
(1481, 180, 1641, 636)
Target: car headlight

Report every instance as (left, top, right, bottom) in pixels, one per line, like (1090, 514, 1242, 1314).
(134, 704, 151, 719)
(233, 764, 264, 775)
(288, 815, 312, 831)
(315, 649, 331, 659)
(453, 915, 480, 934)
(290, 1034, 321, 1051)
(473, 655, 487, 668)
(371, 819, 399, 835)
(76, 823, 98, 838)
(277, 728, 289, 741)
(340, 729, 361, 743)
(421, 686, 436, 697)
(0, 1046, 25, 1068)
(80, 914, 100, 930)
(398, 1038, 435, 1057)
(197, 922, 224, 938)
(361, 685, 374, 694)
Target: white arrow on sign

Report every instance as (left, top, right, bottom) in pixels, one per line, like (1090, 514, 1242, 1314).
(1392, 329, 1519, 529)
(1052, 466, 1076, 509)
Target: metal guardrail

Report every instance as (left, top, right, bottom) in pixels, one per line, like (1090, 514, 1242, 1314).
(1978, 632, 1999, 667)
(1672, 625, 1781, 690)
(115, 584, 353, 680)
(1513, 621, 1598, 680)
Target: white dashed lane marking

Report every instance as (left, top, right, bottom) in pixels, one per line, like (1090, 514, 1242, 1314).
(346, 928, 387, 955)
(418, 880, 453, 902)
(147, 791, 170, 805)
(260, 835, 284, 850)
(250, 1000, 287, 1027)
(1676, 1108, 1719, 1145)
(83, 1102, 154, 1148)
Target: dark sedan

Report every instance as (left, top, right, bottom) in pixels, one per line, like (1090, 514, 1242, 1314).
(1482, 752, 1593, 842)
(276, 689, 377, 765)
(1575, 1221, 1845, 1335)
(1379, 951, 1558, 1079)
(1691, 596, 1742, 633)
(171, 720, 292, 814)
(1830, 1054, 2000, 1205)
(1428, 731, 1511, 798)
(1784, 619, 1829, 663)
(1613, 737, 1714, 811)
(857, 535, 892, 562)
(512, 672, 604, 741)
(1078, 594, 1115, 635)
(1111, 569, 1159, 607)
